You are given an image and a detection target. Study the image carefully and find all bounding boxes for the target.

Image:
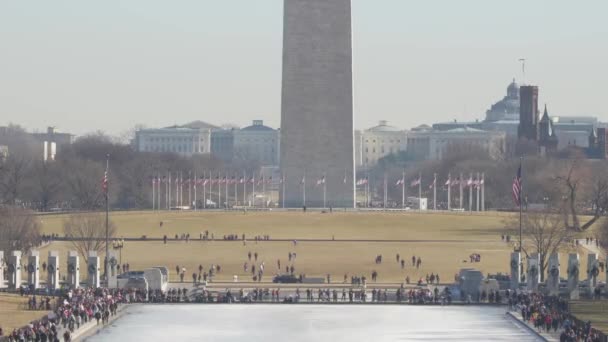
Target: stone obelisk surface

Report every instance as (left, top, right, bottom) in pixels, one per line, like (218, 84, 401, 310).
(280, 0, 355, 208)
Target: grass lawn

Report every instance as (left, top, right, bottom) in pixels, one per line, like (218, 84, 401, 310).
(570, 301, 608, 334)
(0, 294, 50, 333)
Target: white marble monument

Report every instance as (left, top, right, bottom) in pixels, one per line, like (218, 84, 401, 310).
(280, 0, 355, 208)
(27, 250, 40, 289)
(567, 253, 580, 300)
(88, 251, 100, 288)
(67, 251, 80, 289)
(509, 252, 521, 290)
(8, 251, 22, 289)
(587, 253, 599, 291)
(526, 253, 541, 291)
(47, 251, 60, 290)
(547, 253, 560, 296)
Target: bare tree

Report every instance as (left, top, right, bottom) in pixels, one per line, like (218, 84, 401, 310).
(506, 210, 575, 282)
(0, 207, 41, 254)
(63, 213, 116, 262)
(31, 161, 63, 211)
(64, 158, 106, 210)
(554, 158, 594, 231)
(0, 155, 31, 205)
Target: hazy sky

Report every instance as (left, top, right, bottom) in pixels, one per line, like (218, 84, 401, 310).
(1, 1, 607, 136)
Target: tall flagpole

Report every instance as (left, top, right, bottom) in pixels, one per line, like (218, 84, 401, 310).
(152, 176, 155, 211)
(459, 172, 463, 209)
(225, 173, 229, 208)
(401, 170, 405, 209)
(467, 173, 473, 212)
(157, 174, 161, 212)
(323, 174, 327, 208)
(519, 157, 523, 252)
(194, 171, 198, 211)
(447, 173, 451, 211)
(203, 171, 207, 209)
(302, 173, 306, 207)
(383, 172, 387, 208)
(169, 172, 172, 209)
(481, 172, 485, 211)
(104, 154, 109, 283)
(262, 174, 266, 208)
(476, 172, 480, 212)
(234, 175, 237, 207)
(188, 172, 192, 209)
(418, 173, 422, 211)
(218, 172, 222, 209)
(433, 173, 437, 211)
(243, 171, 247, 206)
(252, 172, 256, 207)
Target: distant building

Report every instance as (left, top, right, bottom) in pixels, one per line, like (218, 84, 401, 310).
(485, 79, 520, 122)
(407, 127, 506, 161)
(233, 120, 280, 166)
(355, 120, 407, 168)
(518, 85, 540, 141)
(538, 105, 558, 153)
(210, 129, 235, 162)
(134, 121, 215, 156)
(30, 127, 75, 146)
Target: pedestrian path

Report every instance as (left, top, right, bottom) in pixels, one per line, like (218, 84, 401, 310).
(507, 310, 559, 342)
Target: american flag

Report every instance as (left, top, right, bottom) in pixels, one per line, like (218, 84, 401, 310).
(512, 165, 522, 206)
(316, 176, 325, 186)
(410, 178, 420, 187)
(429, 178, 436, 189)
(395, 179, 404, 186)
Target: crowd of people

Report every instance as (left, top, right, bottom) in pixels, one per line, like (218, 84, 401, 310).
(511, 291, 605, 342)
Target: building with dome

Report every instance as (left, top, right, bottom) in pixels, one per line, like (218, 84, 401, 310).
(486, 79, 520, 122)
(233, 120, 280, 166)
(355, 120, 407, 168)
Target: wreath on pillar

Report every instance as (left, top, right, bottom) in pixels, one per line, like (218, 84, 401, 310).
(590, 266, 600, 277)
(8, 263, 15, 274)
(510, 260, 519, 270)
(88, 264, 97, 274)
(109, 257, 117, 267)
(27, 263, 35, 274)
(48, 264, 55, 273)
(550, 266, 559, 278)
(68, 264, 75, 274)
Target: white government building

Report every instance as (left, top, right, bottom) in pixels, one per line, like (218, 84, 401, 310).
(233, 120, 280, 165)
(407, 126, 506, 160)
(355, 121, 408, 168)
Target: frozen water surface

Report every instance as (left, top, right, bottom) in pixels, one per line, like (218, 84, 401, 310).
(86, 305, 541, 342)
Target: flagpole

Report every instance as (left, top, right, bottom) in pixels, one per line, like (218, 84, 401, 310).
(459, 172, 463, 209)
(383, 172, 387, 209)
(104, 154, 109, 283)
(468, 173, 473, 212)
(225, 173, 229, 208)
(282, 173, 285, 209)
(152, 176, 155, 211)
(243, 171, 247, 206)
(303, 173, 306, 208)
(323, 174, 327, 208)
(418, 173, 422, 211)
(263, 174, 266, 208)
(476, 172, 480, 212)
(234, 175, 237, 207)
(401, 170, 405, 209)
(481, 172, 485, 212)
(519, 157, 523, 252)
(433, 173, 437, 211)
(157, 174, 161, 212)
(252, 171, 255, 208)
(447, 173, 451, 211)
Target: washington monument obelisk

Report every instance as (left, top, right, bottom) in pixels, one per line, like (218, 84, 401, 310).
(280, 0, 355, 208)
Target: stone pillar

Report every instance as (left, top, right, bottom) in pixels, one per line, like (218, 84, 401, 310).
(510, 252, 521, 290)
(527, 253, 540, 292)
(567, 253, 580, 300)
(47, 251, 60, 291)
(107, 251, 119, 289)
(27, 251, 40, 289)
(587, 253, 599, 292)
(87, 252, 100, 288)
(547, 253, 560, 296)
(67, 251, 80, 289)
(8, 251, 22, 289)
(0, 251, 6, 289)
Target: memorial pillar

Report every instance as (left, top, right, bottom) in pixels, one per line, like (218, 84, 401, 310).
(8, 251, 22, 289)
(67, 251, 80, 289)
(567, 253, 580, 300)
(547, 253, 560, 296)
(27, 251, 40, 289)
(587, 253, 599, 293)
(510, 252, 521, 290)
(108, 251, 119, 289)
(47, 251, 60, 291)
(87, 251, 100, 288)
(527, 253, 540, 292)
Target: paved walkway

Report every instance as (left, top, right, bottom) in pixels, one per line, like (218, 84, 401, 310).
(507, 310, 559, 342)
